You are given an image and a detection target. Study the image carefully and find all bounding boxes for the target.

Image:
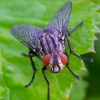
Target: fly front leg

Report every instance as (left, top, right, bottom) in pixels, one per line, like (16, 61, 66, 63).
(42, 66, 50, 100)
(65, 34, 93, 62)
(24, 50, 37, 88)
(68, 22, 84, 36)
(66, 64, 79, 80)
(64, 53, 79, 80)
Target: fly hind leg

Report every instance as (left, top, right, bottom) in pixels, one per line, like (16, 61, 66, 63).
(68, 22, 84, 36)
(65, 34, 93, 62)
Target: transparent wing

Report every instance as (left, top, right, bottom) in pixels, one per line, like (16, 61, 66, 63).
(48, 1, 72, 28)
(10, 24, 41, 50)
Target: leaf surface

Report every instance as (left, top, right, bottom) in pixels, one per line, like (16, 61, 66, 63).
(0, 0, 99, 100)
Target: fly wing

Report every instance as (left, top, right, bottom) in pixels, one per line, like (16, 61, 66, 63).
(48, 1, 72, 29)
(10, 24, 41, 50)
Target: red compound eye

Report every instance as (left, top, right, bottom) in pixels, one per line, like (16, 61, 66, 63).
(59, 53, 68, 65)
(43, 54, 50, 66)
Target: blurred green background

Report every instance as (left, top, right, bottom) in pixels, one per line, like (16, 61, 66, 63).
(0, 0, 100, 100)
(70, 1, 100, 100)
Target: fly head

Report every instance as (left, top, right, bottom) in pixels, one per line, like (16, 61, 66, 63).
(43, 53, 68, 73)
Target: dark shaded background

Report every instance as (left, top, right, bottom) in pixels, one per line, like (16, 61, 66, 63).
(83, 33, 100, 100)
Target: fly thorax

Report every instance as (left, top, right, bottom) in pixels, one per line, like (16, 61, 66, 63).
(36, 32, 65, 59)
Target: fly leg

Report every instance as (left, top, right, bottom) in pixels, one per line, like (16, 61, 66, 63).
(64, 53, 79, 79)
(22, 53, 30, 57)
(65, 35, 93, 62)
(24, 50, 37, 88)
(42, 66, 50, 100)
(68, 22, 84, 36)
(22, 52, 35, 57)
(22, 47, 37, 57)
(66, 64, 79, 80)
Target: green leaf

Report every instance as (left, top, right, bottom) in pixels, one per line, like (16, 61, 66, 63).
(0, 0, 99, 100)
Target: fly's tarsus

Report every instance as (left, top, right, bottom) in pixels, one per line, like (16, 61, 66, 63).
(65, 53, 79, 80)
(66, 64, 80, 80)
(71, 52, 93, 62)
(24, 71, 36, 88)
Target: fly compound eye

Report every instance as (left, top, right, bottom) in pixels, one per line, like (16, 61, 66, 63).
(59, 53, 68, 65)
(43, 54, 50, 66)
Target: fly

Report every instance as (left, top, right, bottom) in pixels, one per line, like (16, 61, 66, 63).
(10, 1, 93, 100)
